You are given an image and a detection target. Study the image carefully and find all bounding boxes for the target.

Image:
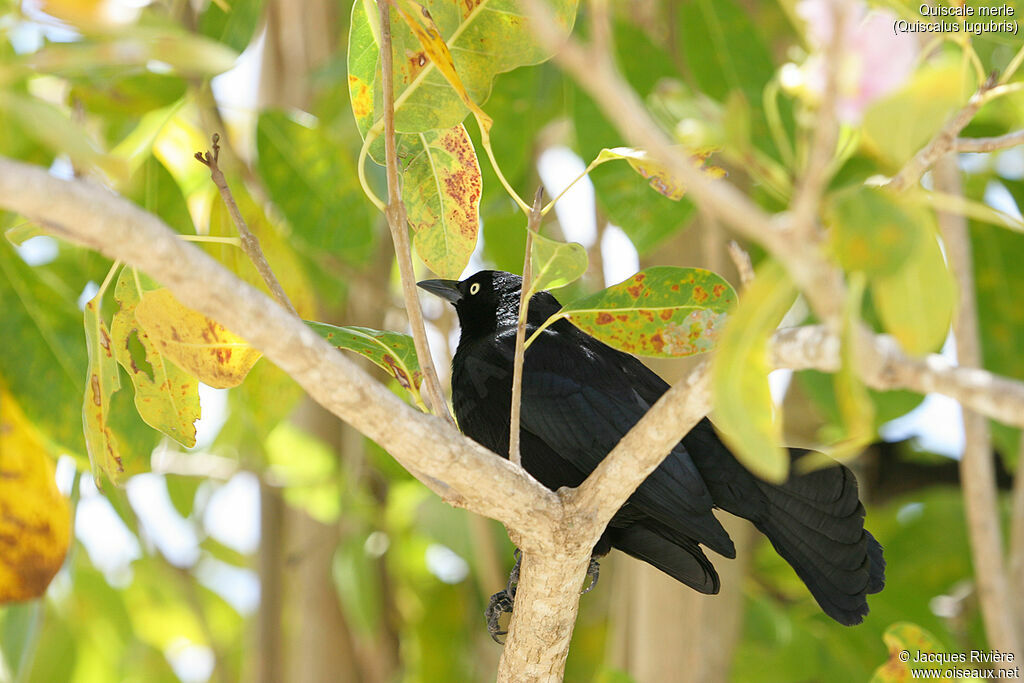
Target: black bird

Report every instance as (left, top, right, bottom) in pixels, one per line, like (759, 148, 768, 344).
(418, 270, 884, 637)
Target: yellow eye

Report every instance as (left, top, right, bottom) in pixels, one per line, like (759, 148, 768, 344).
(469, 283, 481, 295)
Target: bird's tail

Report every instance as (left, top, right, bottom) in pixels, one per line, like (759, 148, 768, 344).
(749, 451, 885, 625)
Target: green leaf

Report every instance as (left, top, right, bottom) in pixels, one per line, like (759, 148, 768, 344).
(559, 266, 736, 357)
(825, 187, 925, 276)
(347, 0, 579, 140)
(403, 125, 482, 278)
(972, 179, 1024, 463)
(710, 260, 794, 482)
(123, 156, 195, 235)
(872, 229, 955, 356)
(198, 0, 266, 53)
(306, 322, 424, 406)
(24, 26, 239, 78)
(0, 240, 87, 454)
(862, 59, 970, 170)
(678, 0, 775, 103)
(256, 110, 376, 261)
(82, 293, 125, 483)
(111, 268, 200, 448)
(529, 232, 588, 294)
(0, 92, 124, 179)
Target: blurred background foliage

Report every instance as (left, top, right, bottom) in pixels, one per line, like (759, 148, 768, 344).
(0, 0, 1022, 681)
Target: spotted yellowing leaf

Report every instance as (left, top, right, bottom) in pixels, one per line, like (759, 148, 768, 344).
(348, 0, 578, 140)
(825, 187, 924, 276)
(0, 388, 71, 602)
(404, 125, 482, 278)
(710, 260, 794, 483)
(558, 267, 736, 357)
(306, 322, 424, 406)
(393, 0, 493, 131)
(871, 622, 960, 682)
(592, 147, 725, 201)
(83, 295, 124, 482)
(529, 232, 588, 294)
(111, 268, 200, 447)
(134, 288, 261, 389)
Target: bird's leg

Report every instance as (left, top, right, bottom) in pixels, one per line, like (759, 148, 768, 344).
(485, 548, 521, 643)
(581, 556, 601, 595)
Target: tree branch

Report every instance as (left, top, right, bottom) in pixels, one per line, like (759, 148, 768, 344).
(955, 130, 1024, 153)
(0, 156, 556, 536)
(887, 74, 999, 192)
(378, 0, 455, 426)
(195, 133, 298, 316)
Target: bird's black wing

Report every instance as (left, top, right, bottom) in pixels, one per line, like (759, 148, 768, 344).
(518, 322, 735, 558)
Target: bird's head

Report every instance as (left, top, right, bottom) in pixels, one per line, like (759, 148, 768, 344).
(417, 270, 560, 338)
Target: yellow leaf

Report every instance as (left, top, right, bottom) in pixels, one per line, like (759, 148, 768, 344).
(83, 296, 124, 482)
(134, 289, 261, 389)
(393, 0, 493, 132)
(0, 388, 71, 603)
(111, 269, 200, 448)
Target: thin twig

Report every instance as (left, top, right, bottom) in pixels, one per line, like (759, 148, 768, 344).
(726, 240, 755, 288)
(378, 0, 455, 426)
(509, 188, 544, 467)
(934, 154, 1022, 666)
(789, 0, 843, 242)
(955, 130, 1024, 153)
(195, 135, 298, 316)
(887, 73, 999, 191)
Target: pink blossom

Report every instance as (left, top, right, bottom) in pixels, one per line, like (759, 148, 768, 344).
(795, 0, 918, 122)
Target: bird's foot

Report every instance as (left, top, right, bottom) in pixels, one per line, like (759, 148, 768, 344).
(485, 549, 522, 644)
(581, 557, 601, 595)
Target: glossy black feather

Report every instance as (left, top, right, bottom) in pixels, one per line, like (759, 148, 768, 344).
(428, 270, 884, 624)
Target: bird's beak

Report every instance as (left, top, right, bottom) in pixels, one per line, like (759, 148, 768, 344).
(417, 279, 463, 303)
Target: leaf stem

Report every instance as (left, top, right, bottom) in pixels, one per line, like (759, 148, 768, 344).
(509, 187, 544, 467)
(479, 121, 531, 213)
(379, 0, 455, 426)
(357, 129, 387, 212)
(178, 235, 243, 246)
(195, 135, 298, 316)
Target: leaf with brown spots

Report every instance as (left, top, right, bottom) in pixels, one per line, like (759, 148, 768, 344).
(824, 186, 925, 276)
(306, 322, 425, 408)
(555, 266, 736, 358)
(134, 288, 261, 389)
(528, 231, 587, 295)
(111, 268, 200, 448)
(403, 125, 482, 278)
(710, 260, 793, 483)
(0, 387, 71, 603)
(348, 0, 578, 149)
(591, 147, 725, 201)
(83, 291, 125, 483)
(393, 0, 493, 132)
(871, 622, 956, 682)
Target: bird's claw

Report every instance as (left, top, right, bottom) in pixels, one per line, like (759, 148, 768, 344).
(485, 548, 522, 644)
(485, 588, 516, 643)
(581, 557, 601, 595)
